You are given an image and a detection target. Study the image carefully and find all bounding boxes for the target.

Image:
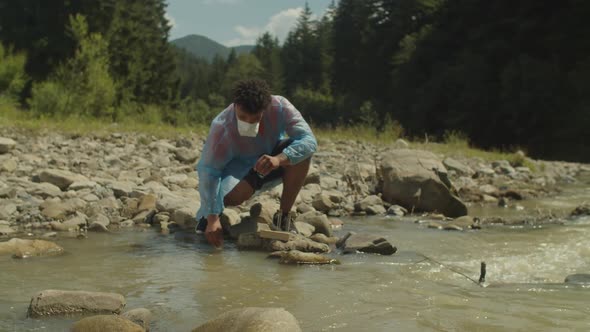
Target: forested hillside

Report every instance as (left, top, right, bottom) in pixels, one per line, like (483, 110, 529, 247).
(1, 0, 588, 161)
(171, 34, 253, 62)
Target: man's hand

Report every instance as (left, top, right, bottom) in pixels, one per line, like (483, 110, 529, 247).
(255, 153, 289, 176)
(205, 214, 223, 248)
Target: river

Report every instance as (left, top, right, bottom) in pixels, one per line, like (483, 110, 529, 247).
(1, 174, 589, 331)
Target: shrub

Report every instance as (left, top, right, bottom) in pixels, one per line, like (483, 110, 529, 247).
(0, 43, 27, 100)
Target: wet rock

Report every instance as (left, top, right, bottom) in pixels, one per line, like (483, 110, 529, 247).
(249, 201, 279, 225)
(296, 202, 315, 214)
(0, 137, 16, 153)
(274, 250, 339, 265)
(71, 315, 143, 332)
(366, 204, 386, 215)
(564, 274, 590, 284)
(122, 308, 152, 331)
(570, 204, 590, 217)
(380, 149, 467, 218)
(387, 205, 407, 216)
(338, 232, 397, 255)
(230, 217, 271, 240)
(51, 213, 87, 231)
(0, 238, 64, 258)
(309, 233, 339, 245)
(220, 208, 241, 230)
(28, 290, 126, 317)
(137, 193, 157, 212)
(192, 307, 302, 332)
(269, 236, 330, 253)
(293, 221, 314, 237)
(296, 211, 332, 237)
(237, 233, 265, 250)
(0, 202, 17, 220)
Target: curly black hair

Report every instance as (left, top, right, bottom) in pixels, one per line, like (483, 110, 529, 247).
(232, 79, 272, 114)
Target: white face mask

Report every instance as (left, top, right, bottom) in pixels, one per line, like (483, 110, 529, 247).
(237, 118, 260, 137)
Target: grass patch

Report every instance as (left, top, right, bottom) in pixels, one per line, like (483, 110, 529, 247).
(1, 102, 537, 170)
(0, 99, 208, 139)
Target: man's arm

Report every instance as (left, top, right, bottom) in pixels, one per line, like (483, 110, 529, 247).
(197, 122, 232, 247)
(280, 97, 318, 164)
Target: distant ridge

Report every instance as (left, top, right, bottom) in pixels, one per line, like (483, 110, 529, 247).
(171, 34, 254, 61)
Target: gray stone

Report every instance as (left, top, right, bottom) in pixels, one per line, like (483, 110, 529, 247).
(309, 233, 339, 245)
(28, 290, 126, 317)
(443, 158, 474, 176)
(230, 217, 271, 240)
(355, 195, 383, 212)
(0, 137, 16, 153)
(380, 149, 467, 218)
(108, 181, 135, 198)
(220, 209, 241, 230)
(293, 222, 314, 237)
(174, 147, 199, 163)
(69, 180, 97, 191)
(387, 205, 407, 216)
(39, 169, 88, 190)
(0, 202, 17, 220)
(192, 307, 302, 332)
(275, 250, 339, 265)
(338, 232, 397, 255)
(237, 233, 265, 250)
(312, 193, 335, 212)
(304, 164, 320, 185)
(122, 308, 152, 331)
(71, 315, 144, 332)
(1, 158, 17, 172)
(0, 225, 16, 235)
(269, 236, 330, 253)
(27, 182, 63, 198)
(249, 201, 279, 225)
(564, 274, 590, 284)
(366, 205, 386, 215)
(296, 211, 332, 237)
(0, 238, 64, 258)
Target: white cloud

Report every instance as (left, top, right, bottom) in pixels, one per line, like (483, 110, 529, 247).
(224, 7, 303, 47)
(165, 13, 177, 29)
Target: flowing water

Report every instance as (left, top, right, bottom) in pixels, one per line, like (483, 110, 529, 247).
(1, 174, 589, 331)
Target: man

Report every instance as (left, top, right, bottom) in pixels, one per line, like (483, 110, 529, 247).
(195, 79, 317, 248)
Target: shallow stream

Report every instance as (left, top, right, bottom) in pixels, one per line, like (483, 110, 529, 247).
(1, 174, 589, 331)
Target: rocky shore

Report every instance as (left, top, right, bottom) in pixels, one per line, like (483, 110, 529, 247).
(1, 127, 589, 330)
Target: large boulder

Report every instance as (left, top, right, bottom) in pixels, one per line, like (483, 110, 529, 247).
(296, 211, 332, 237)
(71, 315, 143, 332)
(28, 290, 126, 317)
(380, 149, 467, 217)
(0, 238, 64, 258)
(192, 307, 302, 332)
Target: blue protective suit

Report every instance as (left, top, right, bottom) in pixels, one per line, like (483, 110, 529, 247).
(196, 95, 317, 220)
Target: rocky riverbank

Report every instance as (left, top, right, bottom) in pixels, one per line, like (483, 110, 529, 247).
(1, 127, 590, 330)
(0, 127, 588, 239)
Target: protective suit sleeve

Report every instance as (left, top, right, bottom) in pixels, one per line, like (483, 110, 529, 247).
(196, 121, 233, 217)
(281, 97, 317, 164)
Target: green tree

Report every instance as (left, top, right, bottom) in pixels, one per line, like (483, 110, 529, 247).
(29, 14, 115, 118)
(253, 32, 284, 94)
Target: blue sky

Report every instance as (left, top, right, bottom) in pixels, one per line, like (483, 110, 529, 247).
(165, 0, 336, 46)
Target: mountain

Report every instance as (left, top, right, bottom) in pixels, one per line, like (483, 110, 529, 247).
(170, 34, 254, 61)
